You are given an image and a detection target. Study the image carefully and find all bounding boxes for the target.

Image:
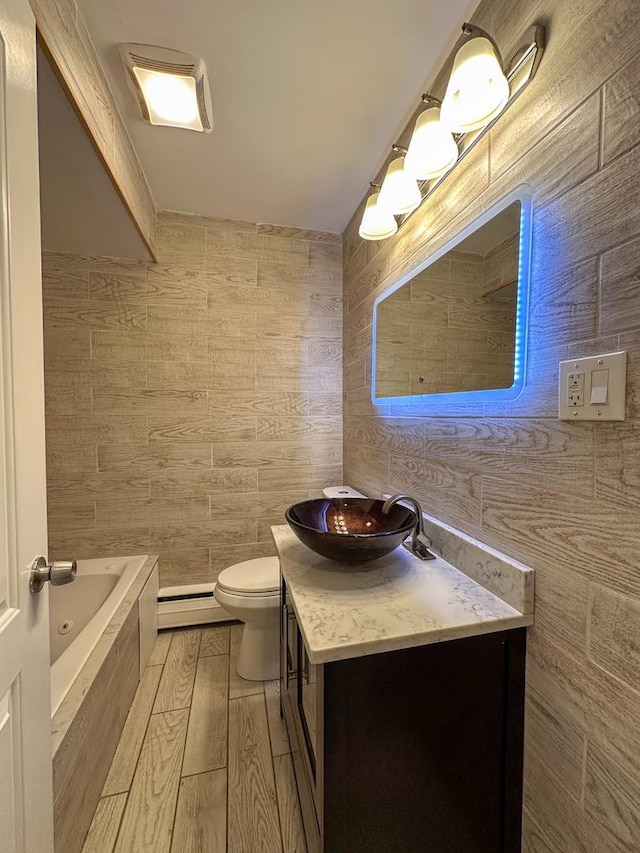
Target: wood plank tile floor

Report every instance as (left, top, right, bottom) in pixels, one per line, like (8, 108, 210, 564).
(81, 624, 307, 853)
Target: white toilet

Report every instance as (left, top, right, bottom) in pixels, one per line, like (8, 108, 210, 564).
(214, 487, 365, 681)
(214, 557, 281, 681)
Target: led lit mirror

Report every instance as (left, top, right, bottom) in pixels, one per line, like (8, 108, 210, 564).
(372, 188, 532, 404)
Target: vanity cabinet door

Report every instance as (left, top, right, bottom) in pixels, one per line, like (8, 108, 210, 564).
(280, 581, 322, 852)
(297, 634, 318, 776)
(322, 630, 526, 853)
(281, 580, 318, 780)
(281, 581, 298, 713)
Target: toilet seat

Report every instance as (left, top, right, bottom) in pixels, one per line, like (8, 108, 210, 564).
(216, 556, 280, 596)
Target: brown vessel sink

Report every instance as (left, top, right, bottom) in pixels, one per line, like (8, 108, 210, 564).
(285, 498, 416, 564)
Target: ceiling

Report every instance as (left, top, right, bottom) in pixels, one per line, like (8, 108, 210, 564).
(37, 46, 153, 260)
(77, 0, 477, 234)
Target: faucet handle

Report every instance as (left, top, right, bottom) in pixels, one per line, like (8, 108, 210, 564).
(405, 532, 437, 561)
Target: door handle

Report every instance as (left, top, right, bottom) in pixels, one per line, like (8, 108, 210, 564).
(29, 556, 76, 594)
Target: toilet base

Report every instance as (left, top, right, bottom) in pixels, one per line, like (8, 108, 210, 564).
(212, 556, 282, 682)
(236, 618, 280, 681)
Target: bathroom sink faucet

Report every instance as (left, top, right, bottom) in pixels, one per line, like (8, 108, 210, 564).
(381, 494, 436, 561)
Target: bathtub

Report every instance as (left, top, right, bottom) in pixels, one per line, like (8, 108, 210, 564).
(50, 554, 152, 716)
(51, 553, 158, 853)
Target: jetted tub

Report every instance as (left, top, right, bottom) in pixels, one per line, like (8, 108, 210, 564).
(49, 555, 154, 717)
(51, 554, 159, 852)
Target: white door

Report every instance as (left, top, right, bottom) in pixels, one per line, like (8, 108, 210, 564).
(0, 0, 54, 850)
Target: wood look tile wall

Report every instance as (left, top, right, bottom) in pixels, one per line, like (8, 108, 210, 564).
(342, 0, 640, 848)
(44, 211, 342, 586)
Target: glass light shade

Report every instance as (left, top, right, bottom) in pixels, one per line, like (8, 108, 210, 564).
(133, 67, 203, 130)
(440, 36, 510, 133)
(359, 193, 398, 241)
(378, 157, 422, 216)
(404, 107, 459, 180)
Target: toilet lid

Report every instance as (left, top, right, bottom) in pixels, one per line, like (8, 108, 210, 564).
(216, 556, 280, 595)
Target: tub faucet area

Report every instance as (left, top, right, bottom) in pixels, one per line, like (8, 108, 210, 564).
(382, 494, 437, 560)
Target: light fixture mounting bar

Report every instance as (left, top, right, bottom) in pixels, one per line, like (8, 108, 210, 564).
(505, 24, 545, 81)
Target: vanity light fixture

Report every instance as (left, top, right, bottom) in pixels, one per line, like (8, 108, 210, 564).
(440, 26, 509, 133)
(404, 97, 459, 180)
(378, 153, 422, 216)
(120, 43, 213, 132)
(358, 185, 398, 241)
(358, 22, 545, 240)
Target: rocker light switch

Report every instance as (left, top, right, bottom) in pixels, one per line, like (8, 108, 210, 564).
(559, 352, 626, 420)
(590, 369, 609, 405)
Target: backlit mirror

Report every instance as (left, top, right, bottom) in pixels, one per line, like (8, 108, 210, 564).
(372, 188, 532, 403)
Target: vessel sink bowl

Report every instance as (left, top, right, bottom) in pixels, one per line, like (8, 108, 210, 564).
(285, 498, 416, 563)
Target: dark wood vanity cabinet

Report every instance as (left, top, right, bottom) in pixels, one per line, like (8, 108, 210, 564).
(280, 579, 527, 853)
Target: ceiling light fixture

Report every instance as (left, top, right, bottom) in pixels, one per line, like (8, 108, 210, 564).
(404, 97, 459, 181)
(358, 23, 545, 240)
(358, 187, 398, 241)
(120, 43, 213, 133)
(440, 26, 509, 133)
(378, 154, 422, 216)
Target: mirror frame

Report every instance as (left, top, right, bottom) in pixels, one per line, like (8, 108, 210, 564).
(371, 185, 533, 405)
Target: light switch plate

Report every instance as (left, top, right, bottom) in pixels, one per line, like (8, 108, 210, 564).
(558, 351, 627, 421)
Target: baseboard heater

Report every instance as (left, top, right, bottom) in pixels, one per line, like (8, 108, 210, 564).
(157, 583, 232, 629)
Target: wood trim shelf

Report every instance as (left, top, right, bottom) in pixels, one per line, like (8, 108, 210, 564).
(31, 0, 157, 258)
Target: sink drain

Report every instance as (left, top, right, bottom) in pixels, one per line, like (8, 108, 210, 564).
(58, 620, 74, 635)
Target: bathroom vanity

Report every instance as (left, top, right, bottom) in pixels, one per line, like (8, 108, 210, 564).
(273, 524, 534, 853)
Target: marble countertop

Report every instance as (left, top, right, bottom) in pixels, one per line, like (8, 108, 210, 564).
(272, 525, 533, 665)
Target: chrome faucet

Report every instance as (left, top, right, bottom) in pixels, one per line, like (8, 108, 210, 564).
(381, 494, 436, 561)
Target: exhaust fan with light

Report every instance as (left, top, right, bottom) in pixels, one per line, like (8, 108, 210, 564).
(120, 43, 213, 133)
